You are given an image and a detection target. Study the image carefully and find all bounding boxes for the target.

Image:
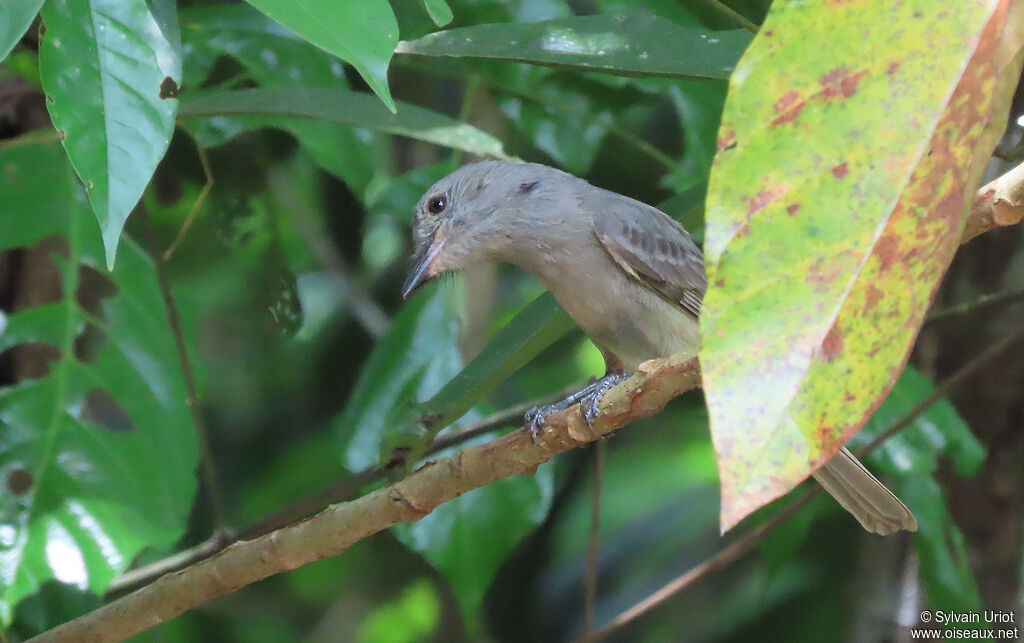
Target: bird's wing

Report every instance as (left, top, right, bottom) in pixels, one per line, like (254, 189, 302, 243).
(589, 191, 707, 318)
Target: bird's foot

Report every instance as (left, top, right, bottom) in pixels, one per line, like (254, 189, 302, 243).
(580, 372, 630, 426)
(524, 373, 630, 440)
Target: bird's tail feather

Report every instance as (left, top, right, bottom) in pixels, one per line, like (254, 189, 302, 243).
(812, 447, 918, 535)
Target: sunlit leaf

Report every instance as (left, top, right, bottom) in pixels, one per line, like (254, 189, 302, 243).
(396, 13, 752, 80)
(0, 142, 197, 624)
(38, 0, 181, 269)
(243, 0, 398, 111)
(700, 0, 1015, 530)
(179, 86, 508, 160)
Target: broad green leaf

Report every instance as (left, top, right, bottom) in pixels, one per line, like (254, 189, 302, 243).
(421, 0, 454, 27)
(0, 142, 198, 624)
(38, 0, 181, 270)
(664, 79, 727, 193)
(393, 458, 554, 632)
(179, 86, 508, 160)
(494, 69, 622, 174)
(179, 4, 382, 198)
(334, 284, 462, 472)
(850, 367, 984, 612)
(0, 0, 44, 62)
(418, 292, 574, 432)
(243, 0, 398, 111)
(700, 0, 1013, 530)
(395, 14, 752, 80)
(357, 579, 440, 643)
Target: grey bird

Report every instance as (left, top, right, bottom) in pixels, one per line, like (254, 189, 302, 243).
(402, 160, 917, 536)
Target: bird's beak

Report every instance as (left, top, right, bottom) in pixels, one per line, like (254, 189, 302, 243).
(402, 230, 447, 299)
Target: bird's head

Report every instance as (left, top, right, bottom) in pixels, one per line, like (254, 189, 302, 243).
(401, 160, 563, 298)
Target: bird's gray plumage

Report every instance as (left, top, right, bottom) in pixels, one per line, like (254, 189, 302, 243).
(404, 160, 916, 535)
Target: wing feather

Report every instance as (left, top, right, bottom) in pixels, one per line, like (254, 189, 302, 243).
(589, 192, 707, 318)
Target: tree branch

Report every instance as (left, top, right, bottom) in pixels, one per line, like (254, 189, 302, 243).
(33, 355, 701, 643)
(962, 159, 1024, 242)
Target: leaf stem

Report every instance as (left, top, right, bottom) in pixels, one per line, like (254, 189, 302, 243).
(690, 0, 759, 34)
(924, 288, 1024, 324)
(141, 208, 228, 534)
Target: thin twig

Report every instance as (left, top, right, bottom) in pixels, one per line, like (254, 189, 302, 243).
(106, 383, 586, 594)
(587, 324, 1024, 641)
(583, 440, 605, 641)
(141, 208, 227, 533)
(163, 139, 214, 261)
(689, 0, 759, 33)
(859, 323, 1024, 456)
(924, 288, 1024, 324)
(584, 489, 818, 641)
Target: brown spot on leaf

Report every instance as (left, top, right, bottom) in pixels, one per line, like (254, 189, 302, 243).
(771, 90, 806, 127)
(886, 61, 900, 75)
(875, 235, 900, 272)
(786, 203, 801, 215)
(820, 68, 866, 100)
(7, 468, 33, 495)
(79, 388, 136, 433)
(159, 76, 180, 99)
(746, 186, 786, 215)
(864, 283, 884, 312)
(821, 327, 844, 359)
(717, 128, 737, 152)
(831, 162, 849, 179)
(714, 278, 725, 287)
(736, 224, 750, 238)
(764, 29, 774, 37)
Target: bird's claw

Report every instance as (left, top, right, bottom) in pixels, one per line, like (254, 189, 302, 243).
(580, 372, 630, 426)
(524, 373, 630, 441)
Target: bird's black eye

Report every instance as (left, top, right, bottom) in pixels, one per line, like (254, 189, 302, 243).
(426, 194, 447, 215)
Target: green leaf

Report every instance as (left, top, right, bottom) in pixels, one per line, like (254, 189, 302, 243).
(37, 0, 181, 270)
(179, 86, 508, 160)
(421, 0, 454, 27)
(242, 0, 398, 112)
(0, 0, 44, 62)
(418, 292, 575, 432)
(0, 142, 198, 624)
(334, 285, 462, 471)
(395, 14, 752, 80)
(357, 578, 440, 643)
(179, 4, 383, 198)
(850, 367, 984, 612)
(700, 0, 1011, 530)
(392, 460, 554, 632)
(664, 79, 727, 193)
